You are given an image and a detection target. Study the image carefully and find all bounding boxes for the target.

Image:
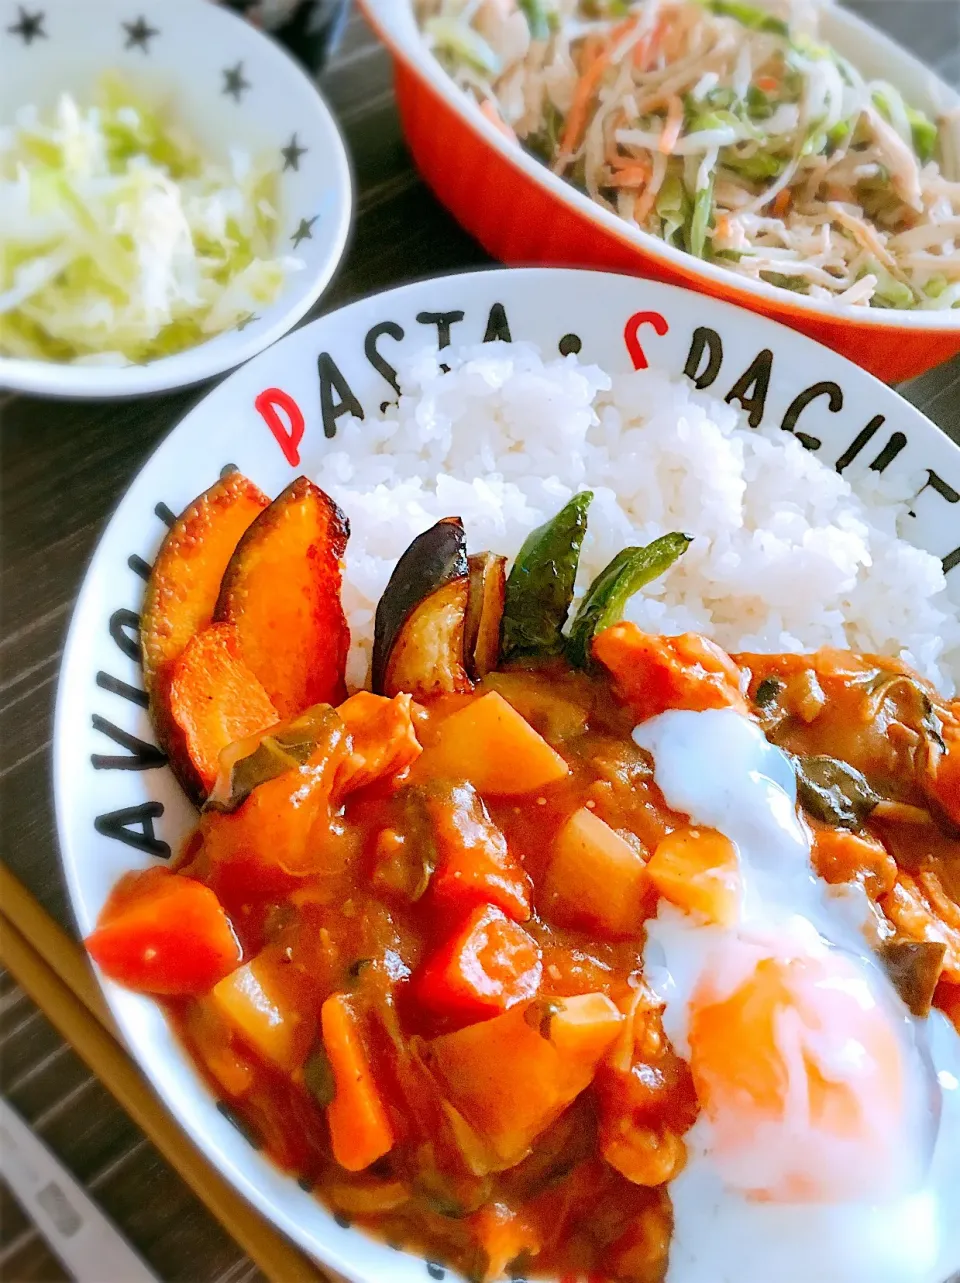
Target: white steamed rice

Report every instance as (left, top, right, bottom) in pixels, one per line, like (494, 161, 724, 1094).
(315, 342, 960, 696)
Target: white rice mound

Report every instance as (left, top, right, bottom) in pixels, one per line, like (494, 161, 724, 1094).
(316, 341, 960, 695)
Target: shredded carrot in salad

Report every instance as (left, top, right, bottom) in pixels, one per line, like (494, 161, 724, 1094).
(480, 97, 519, 141)
(418, 0, 960, 310)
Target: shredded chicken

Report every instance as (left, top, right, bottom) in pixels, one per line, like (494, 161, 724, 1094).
(418, 0, 958, 309)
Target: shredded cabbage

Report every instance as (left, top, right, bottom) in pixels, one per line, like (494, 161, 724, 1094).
(0, 75, 300, 365)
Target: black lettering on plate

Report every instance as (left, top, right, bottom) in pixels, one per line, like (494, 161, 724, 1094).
(870, 431, 907, 472)
(109, 609, 141, 663)
(96, 671, 149, 709)
(781, 382, 842, 452)
(725, 350, 772, 428)
(914, 470, 960, 508)
(911, 471, 960, 561)
(683, 327, 723, 390)
(220, 462, 239, 479)
(91, 715, 166, 771)
(333, 1213, 352, 1229)
(364, 321, 404, 394)
(483, 303, 512, 343)
(416, 310, 465, 351)
(154, 502, 176, 527)
(835, 414, 885, 473)
(426, 1265, 446, 1280)
(558, 333, 582, 357)
(94, 803, 170, 858)
(127, 554, 151, 581)
(317, 353, 364, 440)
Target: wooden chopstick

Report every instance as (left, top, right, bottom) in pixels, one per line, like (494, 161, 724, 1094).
(0, 869, 329, 1283)
(0, 864, 118, 1036)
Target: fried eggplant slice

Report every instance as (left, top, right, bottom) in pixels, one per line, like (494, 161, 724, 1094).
(384, 577, 471, 699)
(215, 477, 350, 718)
(372, 517, 470, 697)
(168, 623, 278, 801)
(465, 552, 507, 679)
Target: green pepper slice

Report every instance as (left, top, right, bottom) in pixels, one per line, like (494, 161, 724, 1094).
(566, 532, 692, 668)
(500, 491, 593, 661)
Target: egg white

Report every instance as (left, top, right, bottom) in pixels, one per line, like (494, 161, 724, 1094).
(633, 708, 960, 1283)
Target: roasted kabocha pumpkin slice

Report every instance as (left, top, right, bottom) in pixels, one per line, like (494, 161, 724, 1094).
(215, 477, 350, 718)
(141, 471, 270, 801)
(167, 623, 278, 800)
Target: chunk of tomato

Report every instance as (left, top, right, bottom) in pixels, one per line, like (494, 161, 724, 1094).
(86, 867, 241, 996)
(413, 904, 541, 1023)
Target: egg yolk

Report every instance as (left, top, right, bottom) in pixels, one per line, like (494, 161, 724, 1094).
(688, 943, 908, 1203)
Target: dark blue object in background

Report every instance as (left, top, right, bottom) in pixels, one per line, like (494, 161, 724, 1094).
(221, 0, 351, 72)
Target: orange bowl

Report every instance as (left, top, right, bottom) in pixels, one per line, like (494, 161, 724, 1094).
(360, 0, 960, 383)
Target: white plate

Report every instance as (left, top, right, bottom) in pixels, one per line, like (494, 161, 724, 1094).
(55, 268, 960, 1283)
(0, 0, 352, 398)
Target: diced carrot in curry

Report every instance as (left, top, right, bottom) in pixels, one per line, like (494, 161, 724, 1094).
(541, 807, 651, 938)
(427, 995, 621, 1168)
(321, 992, 395, 1172)
(427, 782, 532, 923)
(215, 477, 350, 718)
(593, 622, 748, 721)
(415, 691, 569, 796)
(86, 868, 241, 996)
(646, 826, 740, 926)
(168, 623, 279, 797)
(881, 870, 960, 984)
(211, 948, 317, 1072)
(810, 827, 897, 899)
(413, 904, 542, 1023)
(335, 690, 422, 799)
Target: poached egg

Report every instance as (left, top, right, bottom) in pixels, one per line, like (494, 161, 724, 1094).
(633, 708, 960, 1283)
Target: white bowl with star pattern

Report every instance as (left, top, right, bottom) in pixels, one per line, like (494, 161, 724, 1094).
(0, 0, 352, 398)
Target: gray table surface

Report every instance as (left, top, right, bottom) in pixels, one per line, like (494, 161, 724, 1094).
(1, 2, 959, 1279)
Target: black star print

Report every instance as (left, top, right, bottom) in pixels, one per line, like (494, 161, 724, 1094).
(123, 16, 158, 51)
(222, 61, 250, 102)
(7, 5, 46, 43)
(236, 312, 259, 332)
(291, 215, 318, 248)
(280, 133, 307, 173)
